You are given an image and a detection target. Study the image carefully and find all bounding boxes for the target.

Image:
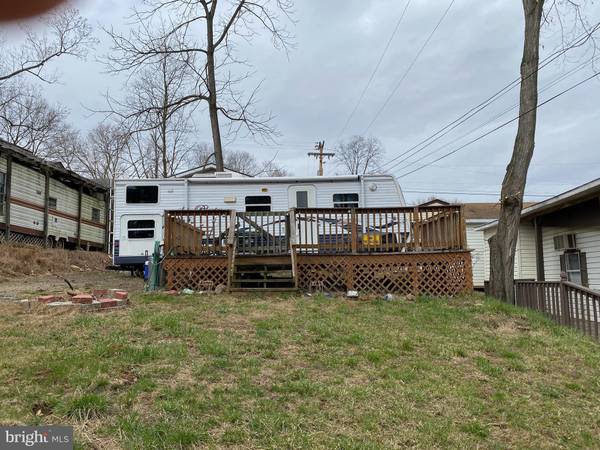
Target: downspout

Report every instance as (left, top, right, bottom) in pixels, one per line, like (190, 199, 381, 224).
(185, 179, 190, 209)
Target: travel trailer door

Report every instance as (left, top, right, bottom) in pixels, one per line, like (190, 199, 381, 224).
(119, 214, 162, 260)
(288, 185, 318, 249)
(288, 185, 316, 209)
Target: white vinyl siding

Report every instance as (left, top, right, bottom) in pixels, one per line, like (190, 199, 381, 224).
(483, 223, 536, 282)
(542, 226, 600, 290)
(466, 221, 488, 288)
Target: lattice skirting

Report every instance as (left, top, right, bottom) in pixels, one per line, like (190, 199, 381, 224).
(296, 251, 473, 296)
(164, 257, 229, 291)
(0, 231, 46, 247)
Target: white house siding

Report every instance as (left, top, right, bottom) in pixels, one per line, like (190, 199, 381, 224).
(542, 226, 600, 290)
(483, 223, 537, 282)
(466, 221, 488, 287)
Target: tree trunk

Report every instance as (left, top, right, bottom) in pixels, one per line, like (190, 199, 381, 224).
(489, 0, 544, 303)
(206, 14, 225, 172)
(161, 56, 169, 178)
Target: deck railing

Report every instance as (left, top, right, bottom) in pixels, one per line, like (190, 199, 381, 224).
(235, 211, 289, 255)
(515, 279, 600, 340)
(164, 209, 233, 256)
(164, 205, 466, 257)
(292, 205, 465, 254)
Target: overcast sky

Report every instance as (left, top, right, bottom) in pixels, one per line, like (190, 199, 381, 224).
(4, 0, 600, 203)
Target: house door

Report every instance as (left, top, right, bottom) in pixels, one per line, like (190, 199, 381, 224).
(288, 185, 318, 249)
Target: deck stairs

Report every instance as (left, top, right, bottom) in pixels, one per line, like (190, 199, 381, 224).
(230, 256, 296, 291)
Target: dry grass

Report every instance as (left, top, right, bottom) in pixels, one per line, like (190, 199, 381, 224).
(1, 292, 600, 449)
(0, 244, 110, 282)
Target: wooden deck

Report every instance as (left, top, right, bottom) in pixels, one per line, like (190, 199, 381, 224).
(163, 206, 473, 295)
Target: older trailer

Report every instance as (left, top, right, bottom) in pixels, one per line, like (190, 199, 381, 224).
(0, 140, 108, 250)
(112, 174, 406, 269)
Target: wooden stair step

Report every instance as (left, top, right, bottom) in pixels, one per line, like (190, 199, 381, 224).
(232, 278, 294, 284)
(230, 288, 298, 292)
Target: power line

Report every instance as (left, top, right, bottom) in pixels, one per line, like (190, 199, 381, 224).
(337, 0, 412, 139)
(388, 54, 600, 174)
(396, 70, 600, 179)
(363, 0, 456, 134)
(402, 189, 555, 198)
(376, 23, 600, 172)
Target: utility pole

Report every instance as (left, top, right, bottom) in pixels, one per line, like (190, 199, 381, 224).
(308, 141, 335, 176)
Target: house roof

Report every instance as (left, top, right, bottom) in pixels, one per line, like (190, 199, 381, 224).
(477, 177, 600, 230)
(464, 202, 536, 221)
(0, 138, 107, 192)
(419, 198, 450, 207)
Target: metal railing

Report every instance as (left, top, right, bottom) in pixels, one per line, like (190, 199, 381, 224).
(515, 279, 600, 340)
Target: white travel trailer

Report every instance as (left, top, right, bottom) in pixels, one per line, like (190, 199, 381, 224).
(112, 174, 406, 268)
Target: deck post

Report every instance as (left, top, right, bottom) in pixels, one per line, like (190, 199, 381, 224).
(227, 209, 237, 290)
(43, 171, 50, 246)
(4, 154, 12, 241)
(412, 207, 420, 251)
(351, 209, 358, 254)
(459, 204, 467, 250)
(289, 209, 298, 288)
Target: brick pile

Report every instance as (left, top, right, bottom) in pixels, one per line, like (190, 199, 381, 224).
(36, 290, 129, 311)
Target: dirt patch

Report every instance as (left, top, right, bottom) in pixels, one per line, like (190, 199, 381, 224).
(0, 244, 111, 282)
(0, 270, 143, 299)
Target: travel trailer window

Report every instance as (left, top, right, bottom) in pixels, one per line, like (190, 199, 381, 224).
(333, 193, 359, 208)
(91, 207, 101, 223)
(49, 197, 58, 210)
(296, 191, 308, 208)
(126, 185, 159, 204)
(0, 172, 5, 215)
(127, 219, 155, 239)
(245, 196, 271, 212)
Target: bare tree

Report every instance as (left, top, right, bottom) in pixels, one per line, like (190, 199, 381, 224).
(74, 123, 128, 185)
(489, 0, 598, 302)
(188, 142, 215, 168)
(335, 135, 384, 175)
(0, 8, 94, 84)
(105, 46, 199, 178)
(0, 80, 69, 158)
(104, 0, 294, 171)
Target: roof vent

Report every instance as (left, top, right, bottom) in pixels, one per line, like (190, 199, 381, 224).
(215, 172, 233, 178)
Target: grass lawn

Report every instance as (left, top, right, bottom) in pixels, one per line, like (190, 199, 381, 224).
(1, 293, 600, 449)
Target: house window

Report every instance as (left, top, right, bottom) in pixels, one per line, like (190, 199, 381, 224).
(333, 193, 359, 208)
(561, 250, 588, 287)
(126, 185, 159, 204)
(554, 233, 577, 250)
(0, 171, 5, 216)
(245, 196, 271, 212)
(91, 207, 101, 223)
(127, 219, 155, 239)
(49, 197, 58, 210)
